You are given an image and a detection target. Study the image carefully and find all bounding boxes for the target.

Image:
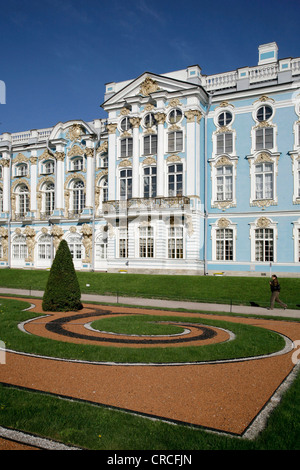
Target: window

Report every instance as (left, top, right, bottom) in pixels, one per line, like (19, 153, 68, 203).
(257, 105, 273, 122)
(216, 166, 233, 201)
(71, 157, 84, 171)
(68, 235, 82, 259)
(42, 160, 54, 174)
(0, 188, 3, 212)
(298, 161, 300, 198)
(121, 138, 133, 157)
(38, 234, 52, 260)
(168, 131, 183, 152)
(168, 226, 183, 259)
(43, 182, 55, 215)
(216, 229, 233, 261)
(72, 180, 85, 213)
(119, 228, 128, 258)
(144, 134, 157, 155)
(12, 235, 27, 259)
(96, 228, 108, 260)
(218, 111, 232, 127)
(216, 133, 233, 154)
(144, 113, 156, 128)
(16, 184, 29, 216)
(143, 166, 156, 198)
(120, 169, 132, 200)
(168, 163, 183, 196)
(101, 176, 108, 203)
(120, 117, 132, 131)
(16, 164, 28, 177)
(139, 226, 154, 258)
(255, 163, 273, 199)
(168, 109, 182, 124)
(255, 127, 273, 150)
(255, 228, 274, 262)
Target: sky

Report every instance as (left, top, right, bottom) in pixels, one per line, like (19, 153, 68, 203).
(0, 0, 299, 134)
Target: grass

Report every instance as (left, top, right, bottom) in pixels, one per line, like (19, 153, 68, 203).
(0, 268, 299, 309)
(0, 298, 286, 363)
(0, 291, 299, 449)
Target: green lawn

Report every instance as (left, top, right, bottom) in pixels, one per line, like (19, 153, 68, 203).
(0, 269, 299, 309)
(0, 290, 299, 450)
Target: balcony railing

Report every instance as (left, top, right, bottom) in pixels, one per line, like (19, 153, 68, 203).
(103, 196, 190, 213)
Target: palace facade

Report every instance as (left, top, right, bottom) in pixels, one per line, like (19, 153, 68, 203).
(0, 42, 300, 276)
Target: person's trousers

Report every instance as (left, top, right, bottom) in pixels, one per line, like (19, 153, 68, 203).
(270, 291, 287, 309)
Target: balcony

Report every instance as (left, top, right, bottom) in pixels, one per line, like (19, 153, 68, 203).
(103, 196, 190, 215)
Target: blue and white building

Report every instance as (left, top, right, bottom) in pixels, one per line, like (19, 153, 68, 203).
(0, 42, 300, 276)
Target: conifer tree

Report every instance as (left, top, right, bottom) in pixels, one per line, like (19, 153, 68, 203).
(42, 239, 83, 311)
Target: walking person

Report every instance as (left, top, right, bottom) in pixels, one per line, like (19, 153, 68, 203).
(268, 274, 287, 310)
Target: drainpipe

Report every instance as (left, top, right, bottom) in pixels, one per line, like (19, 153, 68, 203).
(7, 144, 12, 269)
(204, 92, 213, 275)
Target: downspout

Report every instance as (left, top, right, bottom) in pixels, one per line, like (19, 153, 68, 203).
(91, 124, 101, 272)
(7, 144, 12, 268)
(46, 139, 55, 263)
(204, 92, 213, 275)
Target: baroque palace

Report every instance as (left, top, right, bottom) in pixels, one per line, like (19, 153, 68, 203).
(0, 42, 300, 276)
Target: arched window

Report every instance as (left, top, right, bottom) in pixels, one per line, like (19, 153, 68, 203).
(72, 180, 85, 214)
(43, 182, 55, 215)
(16, 184, 29, 216)
(12, 234, 27, 259)
(95, 227, 108, 260)
(38, 234, 52, 260)
(67, 234, 83, 260)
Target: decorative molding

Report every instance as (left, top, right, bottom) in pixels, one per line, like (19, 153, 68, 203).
(68, 144, 84, 157)
(118, 159, 131, 167)
(185, 109, 202, 123)
(67, 124, 82, 141)
(256, 217, 271, 228)
(107, 123, 117, 134)
(97, 141, 108, 154)
(139, 77, 160, 96)
(154, 112, 166, 125)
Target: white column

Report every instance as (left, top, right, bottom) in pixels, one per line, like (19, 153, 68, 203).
(85, 147, 94, 208)
(54, 147, 65, 211)
(30, 153, 37, 212)
(130, 117, 141, 198)
(107, 123, 117, 201)
(2, 157, 10, 213)
(155, 112, 166, 197)
(185, 110, 202, 197)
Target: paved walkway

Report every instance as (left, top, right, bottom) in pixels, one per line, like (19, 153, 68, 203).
(0, 286, 299, 319)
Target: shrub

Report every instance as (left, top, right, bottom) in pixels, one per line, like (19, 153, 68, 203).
(42, 240, 83, 312)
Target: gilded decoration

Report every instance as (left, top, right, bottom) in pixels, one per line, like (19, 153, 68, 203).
(14, 153, 28, 163)
(37, 176, 55, 192)
(219, 101, 234, 108)
(64, 173, 85, 189)
(142, 157, 156, 165)
(67, 124, 82, 141)
(81, 223, 93, 263)
(39, 149, 54, 161)
(1, 159, 10, 167)
(85, 148, 94, 158)
(23, 226, 36, 262)
(144, 103, 155, 112)
(30, 157, 37, 165)
(251, 199, 277, 209)
(139, 77, 159, 96)
(254, 152, 273, 164)
(54, 151, 65, 161)
(167, 98, 181, 108)
(185, 214, 194, 237)
(118, 159, 131, 167)
(70, 226, 77, 233)
(51, 225, 64, 250)
(129, 117, 141, 128)
(0, 226, 8, 261)
(256, 217, 271, 228)
(185, 110, 202, 123)
(217, 218, 230, 228)
(120, 107, 130, 116)
(216, 126, 230, 134)
(215, 156, 232, 167)
(166, 155, 181, 163)
(212, 200, 236, 211)
(97, 141, 108, 154)
(107, 123, 117, 134)
(155, 112, 166, 125)
(68, 144, 84, 157)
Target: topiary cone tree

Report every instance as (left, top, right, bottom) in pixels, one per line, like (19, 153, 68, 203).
(42, 239, 83, 312)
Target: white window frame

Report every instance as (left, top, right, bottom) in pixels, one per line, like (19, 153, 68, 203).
(138, 225, 155, 258)
(292, 219, 300, 263)
(118, 227, 128, 258)
(167, 162, 183, 197)
(119, 167, 132, 200)
(143, 165, 157, 198)
(168, 225, 184, 259)
(38, 234, 52, 260)
(210, 155, 237, 209)
(143, 134, 157, 155)
(12, 234, 28, 260)
(40, 159, 55, 175)
(250, 218, 277, 263)
(211, 219, 237, 262)
(248, 152, 279, 207)
(95, 229, 108, 260)
(251, 100, 277, 154)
